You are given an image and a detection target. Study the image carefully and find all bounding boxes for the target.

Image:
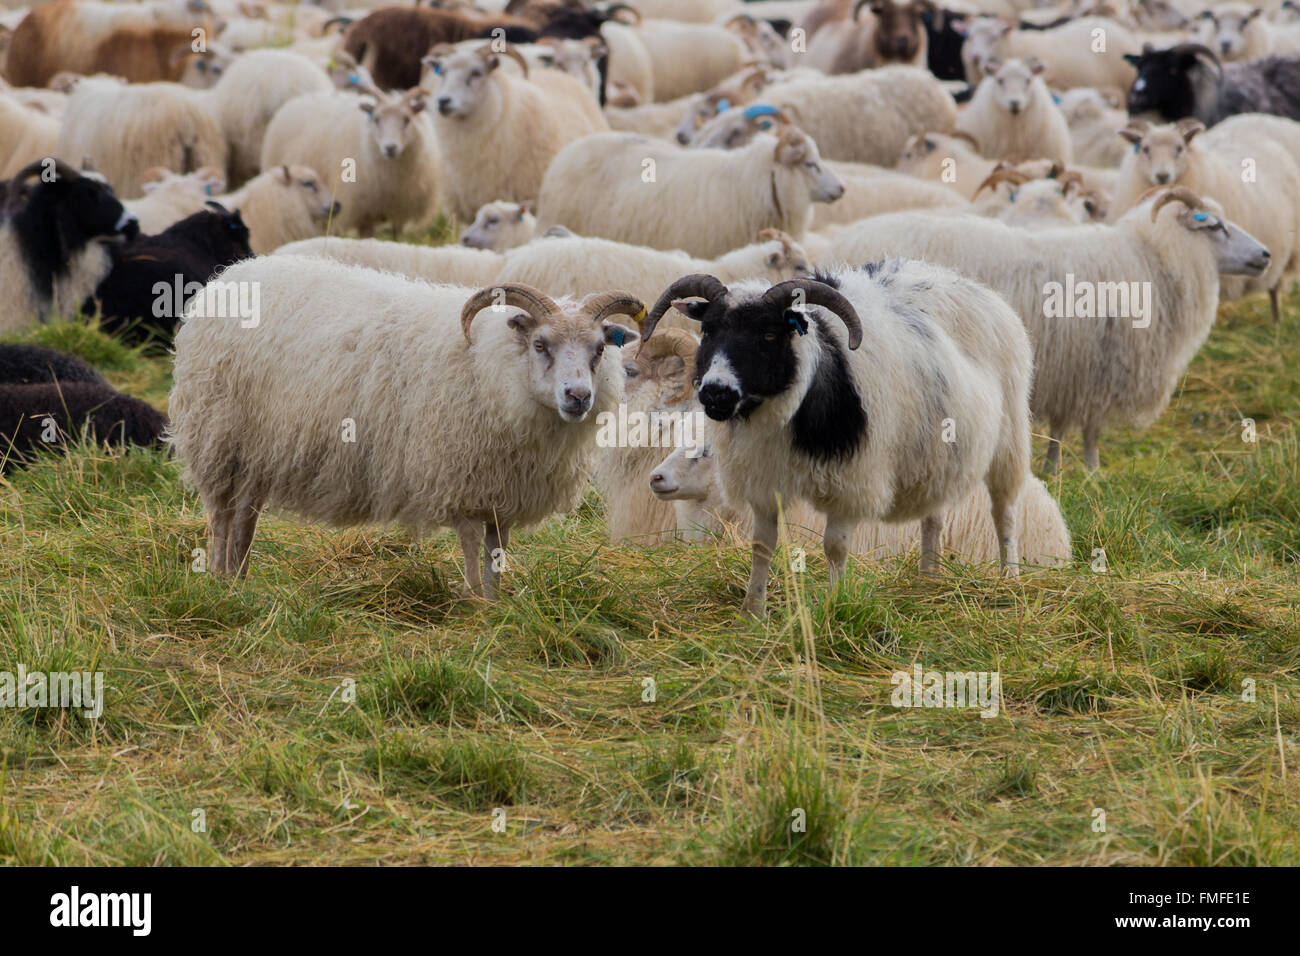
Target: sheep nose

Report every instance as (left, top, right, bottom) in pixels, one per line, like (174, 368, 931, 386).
(649, 472, 665, 488)
(563, 385, 591, 407)
(437, 97, 453, 115)
(698, 383, 740, 420)
(382, 143, 399, 158)
(1155, 171, 1171, 184)
(676, 130, 691, 145)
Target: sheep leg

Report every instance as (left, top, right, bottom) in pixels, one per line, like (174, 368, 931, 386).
(823, 513, 853, 590)
(990, 493, 1020, 578)
(1082, 424, 1101, 471)
(453, 519, 482, 595)
(741, 506, 780, 619)
(1270, 284, 1282, 324)
(483, 522, 511, 599)
(204, 495, 234, 575)
(919, 513, 943, 576)
(1043, 422, 1063, 475)
(226, 498, 262, 577)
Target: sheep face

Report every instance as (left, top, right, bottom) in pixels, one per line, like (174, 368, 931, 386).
(775, 129, 843, 204)
(1134, 0, 1190, 30)
(961, 16, 1011, 81)
(272, 165, 338, 222)
(649, 441, 715, 502)
(983, 58, 1044, 116)
(1121, 121, 1200, 187)
(1124, 46, 1214, 121)
(427, 48, 510, 120)
(24, 168, 139, 245)
(178, 48, 234, 88)
(869, 0, 929, 64)
(536, 37, 604, 97)
(757, 230, 813, 279)
(461, 201, 534, 251)
(1191, 6, 1262, 60)
(1152, 192, 1271, 276)
(358, 92, 428, 160)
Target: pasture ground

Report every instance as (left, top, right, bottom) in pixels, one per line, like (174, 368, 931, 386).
(0, 292, 1297, 866)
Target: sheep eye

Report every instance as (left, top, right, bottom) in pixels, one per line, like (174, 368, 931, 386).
(534, 340, 547, 352)
(763, 332, 777, 342)
(487, 217, 499, 225)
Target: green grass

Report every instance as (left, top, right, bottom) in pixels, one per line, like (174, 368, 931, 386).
(0, 296, 1297, 866)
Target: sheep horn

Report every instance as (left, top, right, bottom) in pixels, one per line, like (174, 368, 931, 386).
(946, 129, 982, 152)
(763, 279, 863, 350)
(757, 227, 794, 250)
(640, 329, 699, 404)
(461, 283, 558, 342)
(1149, 185, 1205, 222)
(642, 274, 729, 342)
(605, 2, 641, 24)
(1167, 42, 1223, 80)
(974, 165, 1031, 197)
(584, 291, 647, 327)
(853, 0, 877, 20)
(480, 42, 528, 78)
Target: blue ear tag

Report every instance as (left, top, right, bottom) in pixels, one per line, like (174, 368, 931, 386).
(1009, 190, 1017, 202)
(716, 98, 730, 112)
(1193, 211, 1209, 221)
(743, 104, 779, 120)
(1052, 94, 1060, 105)
(1134, 143, 1140, 153)
(610, 327, 627, 347)
(348, 73, 359, 85)
(204, 183, 214, 195)
(432, 63, 442, 75)
(784, 309, 808, 335)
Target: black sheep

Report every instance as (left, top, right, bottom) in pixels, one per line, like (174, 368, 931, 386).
(1126, 44, 1300, 126)
(0, 344, 108, 386)
(86, 203, 253, 345)
(0, 381, 166, 473)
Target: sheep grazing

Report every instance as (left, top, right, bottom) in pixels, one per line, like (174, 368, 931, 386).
(424, 42, 607, 223)
(3, 0, 216, 87)
(495, 230, 814, 315)
(213, 165, 339, 254)
(1125, 43, 1300, 126)
(959, 15, 1139, 92)
(0, 344, 107, 387)
(957, 58, 1073, 165)
(87, 203, 253, 344)
(340, 5, 540, 91)
(260, 88, 440, 237)
(0, 381, 167, 473)
(461, 201, 537, 251)
(650, 438, 1072, 567)
(804, 0, 931, 74)
(536, 127, 843, 257)
(639, 265, 1033, 615)
(56, 79, 229, 198)
(830, 187, 1272, 471)
(0, 159, 139, 333)
(1110, 118, 1300, 320)
(169, 258, 644, 592)
(273, 236, 506, 287)
(123, 166, 227, 234)
(201, 48, 334, 187)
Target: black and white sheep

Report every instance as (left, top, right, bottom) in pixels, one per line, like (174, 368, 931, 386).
(1125, 43, 1300, 126)
(639, 264, 1033, 616)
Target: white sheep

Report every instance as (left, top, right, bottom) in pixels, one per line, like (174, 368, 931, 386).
(260, 87, 441, 237)
(960, 15, 1140, 90)
(423, 42, 607, 223)
(638, 265, 1033, 615)
(1110, 117, 1300, 320)
(55, 78, 229, 197)
(122, 165, 227, 233)
(272, 236, 506, 287)
(634, 18, 751, 101)
(830, 186, 1273, 470)
(894, 130, 999, 199)
(1057, 87, 1130, 168)
(957, 58, 1073, 165)
(493, 230, 814, 321)
(1189, 3, 1270, 61)
(0, 91, 61, 179)
(461, 200, 537, 251)
(212, 164, 338, 253)
(168, 258, 645, 593)
(536, 127, 844, 257)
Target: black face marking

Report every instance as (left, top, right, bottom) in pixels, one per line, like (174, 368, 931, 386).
(694, 297, 800, 421)
(789, 314, 867, 462)
(1126, 49, 1199, 120)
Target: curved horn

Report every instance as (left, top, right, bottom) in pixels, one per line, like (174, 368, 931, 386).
(757, 227, 794, 250)
(1148, 185, 1205, 222)
(1167, 42, 1223, 79)
(853, 0, 877, 20)
(642, 274, 728, 342)
(946, 129, 982, 152)
(763, 278, 862, 350)
(636, 328, 699, 404)
(584, 290, 647, 327)
(605, 2, 641, 24)
(974, 164, 1031, 197)
(460, 283, 559, 342)
(480, 42, 528, 78)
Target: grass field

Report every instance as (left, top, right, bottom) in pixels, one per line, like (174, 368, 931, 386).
(0, 293, 1297, 866)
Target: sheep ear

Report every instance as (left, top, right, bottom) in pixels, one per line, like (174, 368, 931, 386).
(1026, 57, 1046, 75)
(407, 91, 427, 114)
(603, 322, 640, 349)
(1118, 126, 1144, 145)
(1123, 53, 1141, 66)
(358, 96, 376, 116)
(276, 164, 291, 184)
(1177, 118, 1205, 142)
(982, 57, 1001, 76)
(672, 300, 709, 322)
(485, 54, 501, 72)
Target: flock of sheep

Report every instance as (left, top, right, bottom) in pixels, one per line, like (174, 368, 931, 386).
(0, 0, 1295, 614)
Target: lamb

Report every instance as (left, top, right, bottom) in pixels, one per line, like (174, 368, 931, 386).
(168, 259, 644, 592)
(424, 42, 607, 223)
(0, 381, 167, 473)
(956, 57, 1073, 164)
(55, 79, 228, 197)
(260, 88, 440, 237)
(803, 0, 931, 74)
(1125, 43, 1300, 126)
(1056, 87, 1130, 168)
(1109, 118, 1299, 320)
(0, 92, 61, 180)
(536, 128, 843, 257)
(272, 236, 506, 286)
(122, 166, 226, 234)
(960, 14, 1140, 90)
(201, 48, 334, 187)
(0, 159, 139, 333)
(650, 437, 1071, 567)
(461, 200, 537, 251)
(86, 203, 253, 344)
(0, 344, 108, 386)
(3, 0, 216, 87)
(642, 265, 1030, 616)
(493, 230, 814, 315)
(829, 186, 1273, 471)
